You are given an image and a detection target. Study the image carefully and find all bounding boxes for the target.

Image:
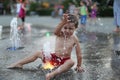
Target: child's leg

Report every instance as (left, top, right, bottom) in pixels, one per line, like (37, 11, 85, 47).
(46, 59, 74, 80)
(22, 17, 25, 26)
(7, 51, 43, 68)
(19, 17, 25, 30)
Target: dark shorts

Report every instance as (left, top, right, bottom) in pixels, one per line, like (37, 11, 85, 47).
(42, 52, 70, 66)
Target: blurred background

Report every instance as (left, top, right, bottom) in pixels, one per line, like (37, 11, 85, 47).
(0, 0, 113, 17)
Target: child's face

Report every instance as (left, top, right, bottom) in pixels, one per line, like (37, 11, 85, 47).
(80, 2, 83, 6)
(24, 0, 29, 4)
(62, 23, 76, 36)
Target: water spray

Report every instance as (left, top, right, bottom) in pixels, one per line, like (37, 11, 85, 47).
(7, 17, 21, 50)
(43, 41, 51, 60)
(43, 32, 51, 61)
(42, 32, 53, 70)
(0, 25, 3, 39)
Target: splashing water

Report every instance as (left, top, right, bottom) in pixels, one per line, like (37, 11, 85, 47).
(9, 17, 21, 50)
(43, 41, 51, 60)
(63, 32, 67, 50)
(0, 25, 3, 39)
(42, 41, 54, 69)
(24, 23, 32, 33)
(97, 18, 103, 26)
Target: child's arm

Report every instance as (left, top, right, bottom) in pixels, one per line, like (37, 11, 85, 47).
(74, 36, 84, 72)
(22, 3, 26, 11)
(54, 14, 69, 36)
(75, 36, 82, 67)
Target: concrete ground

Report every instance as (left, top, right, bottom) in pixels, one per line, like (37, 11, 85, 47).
(0, 15, 120, 80)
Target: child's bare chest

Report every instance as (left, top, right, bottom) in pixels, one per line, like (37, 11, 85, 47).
(56, 37, 75, 49)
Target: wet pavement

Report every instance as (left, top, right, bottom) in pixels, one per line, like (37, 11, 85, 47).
(0, 17, 120, 80)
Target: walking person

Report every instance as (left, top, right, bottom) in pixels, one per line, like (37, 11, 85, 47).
(16, 0, 21, 17)
(18, 0, 28, 31)
(113, 0, 120, 32)
(79, 1, 89, 31)
(89, 2, 98, 25)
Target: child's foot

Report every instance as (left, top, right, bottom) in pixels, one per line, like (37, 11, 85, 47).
(46, 73, 53, 80)
(114, 28, 120, 32)
(7, 64, 23, 69)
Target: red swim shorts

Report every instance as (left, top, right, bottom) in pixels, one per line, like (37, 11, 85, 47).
(42, 53, 70, 66)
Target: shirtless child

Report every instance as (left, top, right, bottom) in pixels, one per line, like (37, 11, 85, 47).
(7, 14, 84, 80)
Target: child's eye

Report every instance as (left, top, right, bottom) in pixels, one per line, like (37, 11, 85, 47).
(70, 27, 75, 30)
(64, 27, 68, 29)
(69, 28, 73, 30)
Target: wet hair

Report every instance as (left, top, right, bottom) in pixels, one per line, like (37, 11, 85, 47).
(68, 14, 78, 28)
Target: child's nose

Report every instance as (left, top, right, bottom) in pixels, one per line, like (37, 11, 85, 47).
(66, 29, 69, 32)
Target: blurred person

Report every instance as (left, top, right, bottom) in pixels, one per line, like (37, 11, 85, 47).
(16, 0, 21, 17)
(113, 0, 120, 32)
(73, 8, 79, 20)
(79, 1, 89, 30)
(83, 0, 92, 15)
(7, 14, 84, 80)
(51, 3, 59, 17)
(68, 2, 76, 15)
(18, 0, 28, 31)
(58, 7, 63, 20)
(0, 2, 4, 15)
(83, 0, 92, 7)
(89, 2, 98, 25)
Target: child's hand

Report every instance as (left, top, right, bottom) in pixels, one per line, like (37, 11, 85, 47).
(62, 14, 71, 23)
(74, 66, 84, 72)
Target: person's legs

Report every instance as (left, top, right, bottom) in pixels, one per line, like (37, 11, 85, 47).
(22, 17, 25, 27)
(114, 25, 120, 32)
(18, 17, 26, 34)
(46, 59, 74, 80)
(7, 51, 43, 69)
(114, 12, 120, 32)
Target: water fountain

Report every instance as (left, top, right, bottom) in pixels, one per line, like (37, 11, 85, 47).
(7, 17, 21, 51)
(0, 25, 3, 39)
(43, 41, 51, 61)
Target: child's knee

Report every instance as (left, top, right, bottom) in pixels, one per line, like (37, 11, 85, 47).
(68, 59, 75, 66)
(34, 51, 43, 58)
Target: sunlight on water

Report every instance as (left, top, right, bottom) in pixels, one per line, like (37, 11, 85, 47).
(42, 61, 55, 70)
(0, 25, 3, 39)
